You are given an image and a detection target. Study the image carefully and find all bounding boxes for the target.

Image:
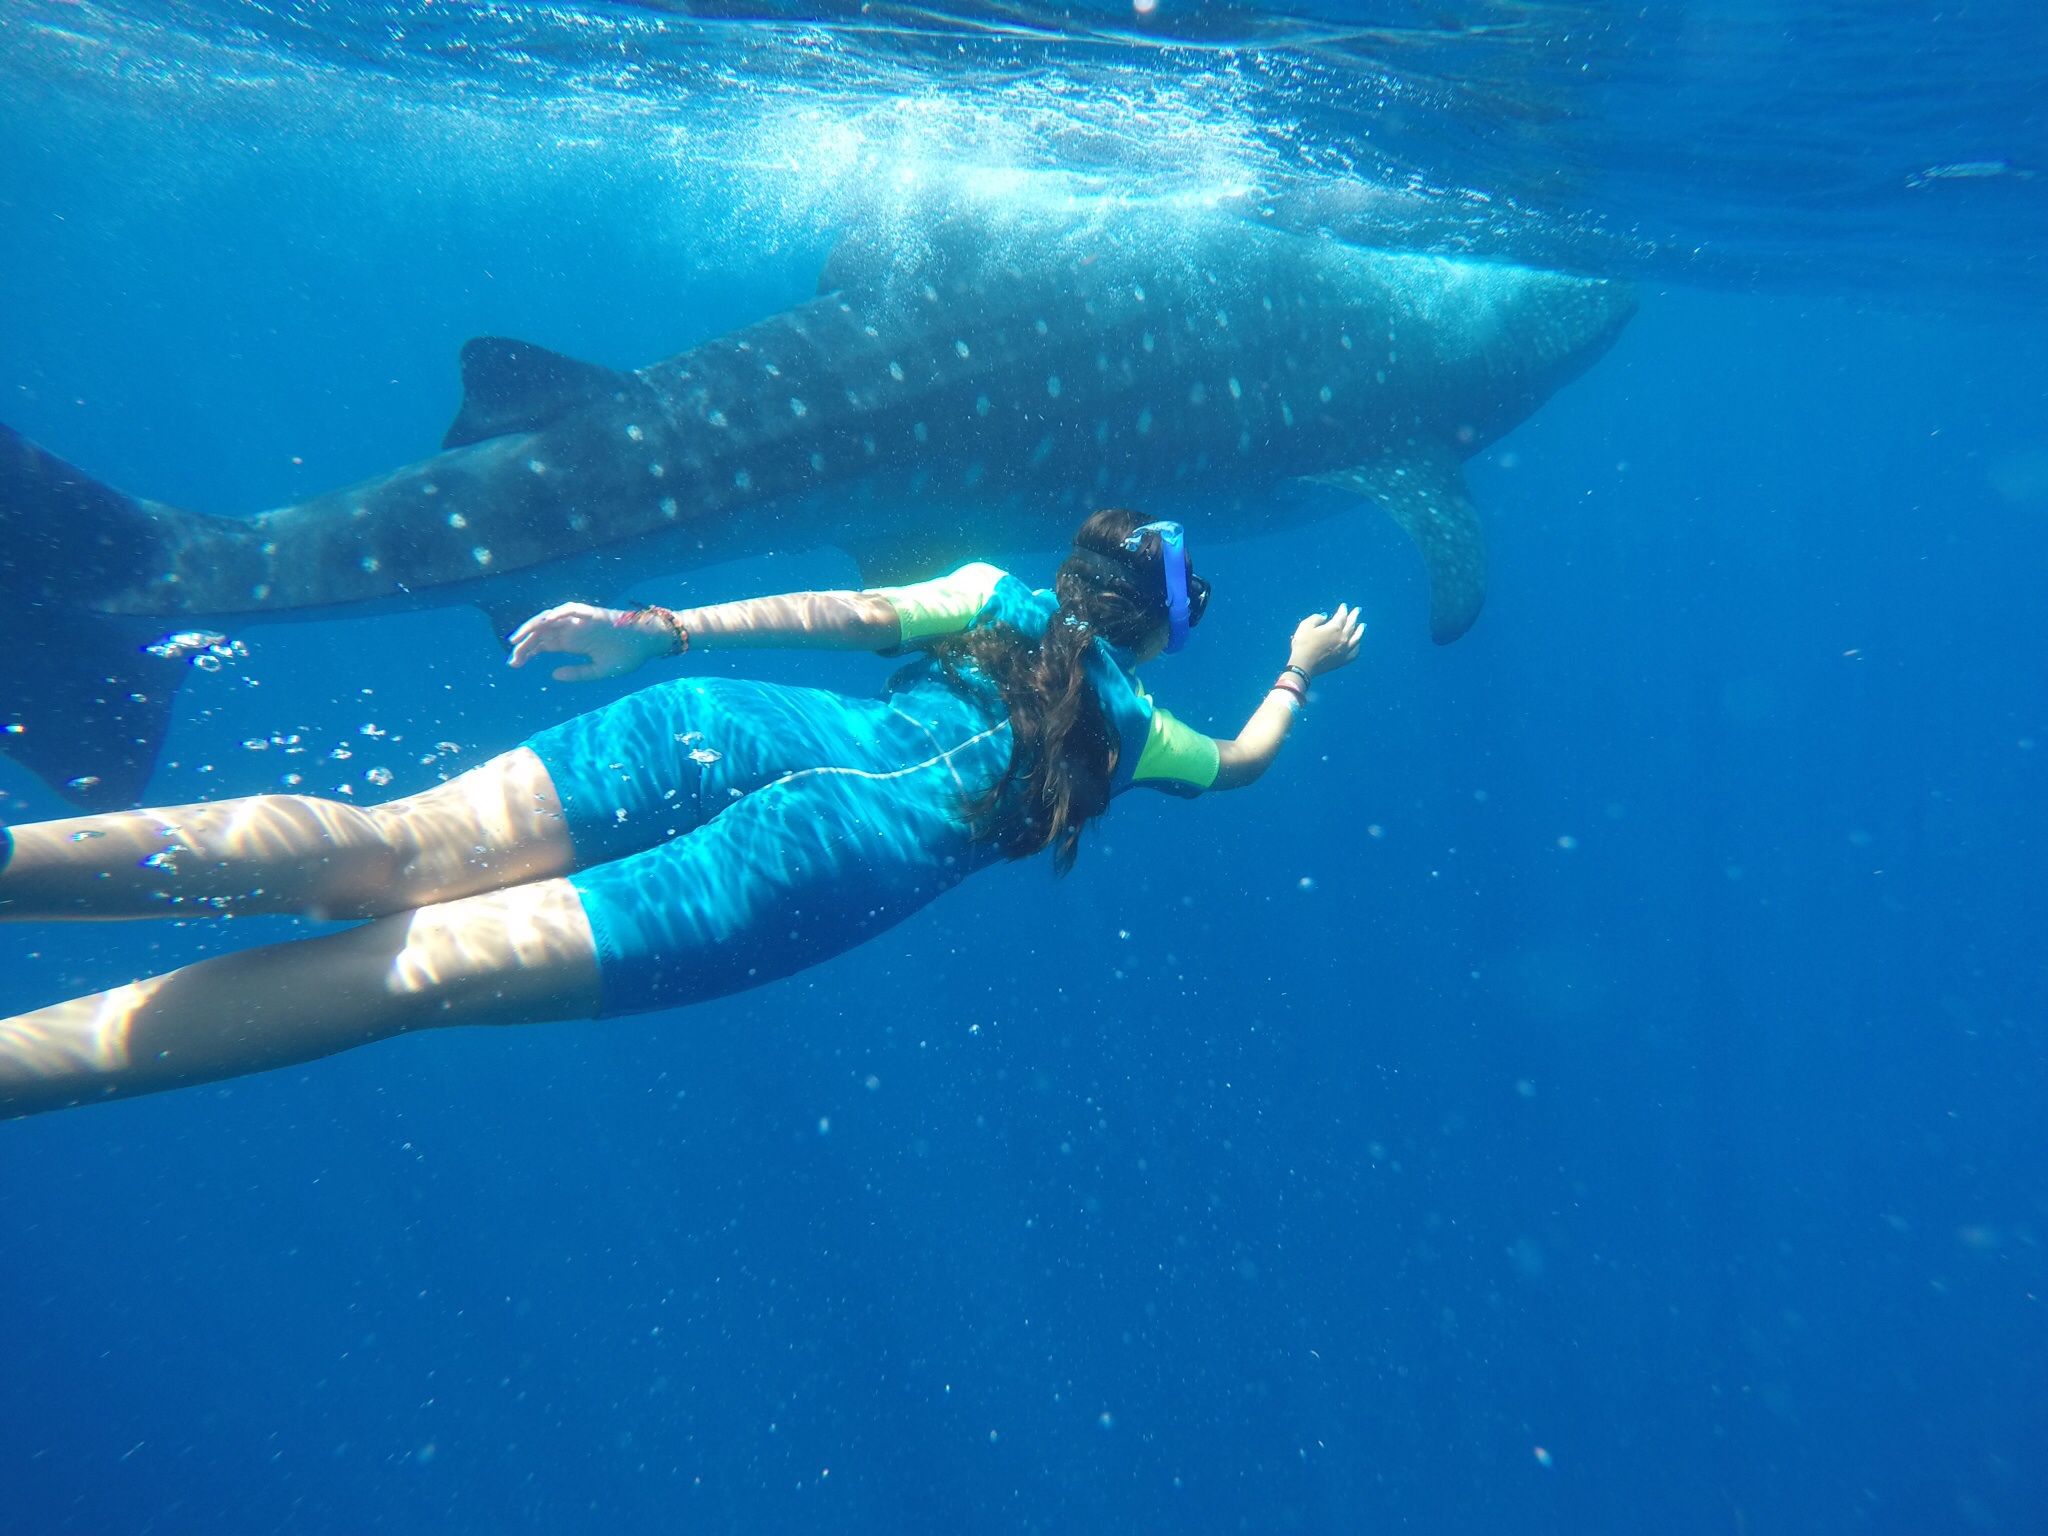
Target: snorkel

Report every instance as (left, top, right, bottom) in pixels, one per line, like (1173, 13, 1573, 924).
(1125, 520, 1194, 654)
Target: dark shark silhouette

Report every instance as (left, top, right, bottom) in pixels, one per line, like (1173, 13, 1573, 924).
(1, 201, 1633, 808)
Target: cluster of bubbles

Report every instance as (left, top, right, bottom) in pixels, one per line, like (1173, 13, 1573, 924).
(234, 721, 465, 795)
(146, 630, 249, 672)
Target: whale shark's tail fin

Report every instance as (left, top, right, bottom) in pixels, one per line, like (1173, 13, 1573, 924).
(0, 424, 186, 809)
(1313, 442, 1487, 644)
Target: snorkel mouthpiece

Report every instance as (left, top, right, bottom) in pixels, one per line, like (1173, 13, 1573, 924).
(1126, 520, 1192, 653)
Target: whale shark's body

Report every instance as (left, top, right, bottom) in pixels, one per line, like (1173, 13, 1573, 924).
(1, 201, 1633, 807)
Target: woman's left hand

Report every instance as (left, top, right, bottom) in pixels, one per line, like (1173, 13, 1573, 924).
(507, 603, 669, 682)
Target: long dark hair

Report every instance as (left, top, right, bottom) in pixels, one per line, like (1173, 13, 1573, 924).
(929, 507, 1183, 873)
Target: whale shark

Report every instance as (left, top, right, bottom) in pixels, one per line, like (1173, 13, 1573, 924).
(0, 200, 1633, 808)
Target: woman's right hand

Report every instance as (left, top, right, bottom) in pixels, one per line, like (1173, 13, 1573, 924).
(507, 603, 671, 682)
(1288, 604, 1366, 678)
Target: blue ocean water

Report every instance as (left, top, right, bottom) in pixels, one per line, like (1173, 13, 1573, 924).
(2, 2, 2044, 1532)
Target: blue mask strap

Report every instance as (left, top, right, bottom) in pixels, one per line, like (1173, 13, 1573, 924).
(1125, 520, 1190, 653)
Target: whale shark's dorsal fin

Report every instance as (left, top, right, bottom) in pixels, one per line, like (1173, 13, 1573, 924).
(443, 337, 637, 450)
(1311, 443, 1488, 644)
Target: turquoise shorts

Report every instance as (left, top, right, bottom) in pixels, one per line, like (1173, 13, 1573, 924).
(524, 672, 1012, 1017)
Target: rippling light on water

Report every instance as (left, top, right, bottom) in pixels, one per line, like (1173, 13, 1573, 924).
(4, 0, 2042, 293)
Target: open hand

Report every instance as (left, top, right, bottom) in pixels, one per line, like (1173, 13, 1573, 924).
(1288, 603, 1366, 678)
(507, 603, 667, 682)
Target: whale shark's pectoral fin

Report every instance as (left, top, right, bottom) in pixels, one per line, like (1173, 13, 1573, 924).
(1311, 446, 1487, 644)
(471, 583, 608, 647)
(443, 337, 640, 450)
(838, 527, 993, 590)
(3, 612, 179, 810)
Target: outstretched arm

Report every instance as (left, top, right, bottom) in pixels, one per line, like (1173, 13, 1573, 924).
(508, 591, 902, 682)
(1211, 604, 1365, 791)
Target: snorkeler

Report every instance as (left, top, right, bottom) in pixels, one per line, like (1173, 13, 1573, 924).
(0, 509, 1363, 1118)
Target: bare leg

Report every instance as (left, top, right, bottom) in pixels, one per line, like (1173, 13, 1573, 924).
(0, 877, 602, 1118)
(0, 747, 571, 921)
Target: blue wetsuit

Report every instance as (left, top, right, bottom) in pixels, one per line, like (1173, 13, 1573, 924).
(525, 565, 1220, 1016)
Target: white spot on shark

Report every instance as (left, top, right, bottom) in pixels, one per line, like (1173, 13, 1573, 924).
(1142, 331, 1156, 353)
(361, 556, 380, 574)
(861, 434, 877, 457)
(626, 423, 645, 442)
(1228, 377, 1243, 399)
(1340, 333, 1354, 350)
(954, 339, 971, 358)
(351, 504, 369, 519)
(649, 463, 666, 478)
(569, 513, 590, 532)
(1030, 435, 1055, 465)
(527, 460, 546, 475)
(790, 397, 808, 417)
(1132, 285, 1146, 302)
(1046, 375, 1062, 398)
(913, 422, 929, 442)
(447, 511, 467, 529)
(1136, 408, 1154, 435)
(473, 546, 493, 567)
(1033, 318, 1049, 335)
(1188, 382, 1207, 405)
(734, 469, 753, 490)
(660, 496, 679, 518)
(976, 394, 991, 416)
(809, 452, 826, 472)
(1319, 385, 1334, 403)
(423, 483, 440, 496)
(1281, 402, 1295, 427)
(963, 463, 985, 488)
(888, 361, 906, 382)
(708, 409, 729, 428)
(1215, 310, 1230, 328)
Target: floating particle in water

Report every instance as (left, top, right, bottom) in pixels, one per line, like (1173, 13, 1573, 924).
(360, 723, 386, 738)
(70, 829, 106, 841)
(141, 851, 179, 872)
(1533, 1446, 1553, 1468)
(67, 774, 101, 790)
(281, 772, 303, 787)
(242, 737, 269, 751)
(434, 741, 463, 756)
(4, 722, 22, 734)
(1098, 1411, 1115, 1430)
(1297, 876, 1316, 891)
(1556, 835, 1578, 851)
(688, 747, 722, 766)
(330, 746, 353, 761)
(365, 767, 394, 788)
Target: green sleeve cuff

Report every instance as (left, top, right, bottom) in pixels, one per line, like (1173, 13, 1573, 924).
(1132, 706, 1220, 791)
(868, 562, 1007, 642)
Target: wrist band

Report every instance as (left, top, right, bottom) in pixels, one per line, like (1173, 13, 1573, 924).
(1281, 663, 1311, 685)
(1271, 673, 1307, 706)
(623, 605, 691, 656)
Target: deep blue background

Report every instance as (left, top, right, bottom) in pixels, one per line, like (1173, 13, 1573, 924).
(4, 25, 2046, 1536)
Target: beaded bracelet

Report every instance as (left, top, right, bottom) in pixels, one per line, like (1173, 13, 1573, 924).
(619, 605, 691, 656)
(1271, 672, 1308, 707)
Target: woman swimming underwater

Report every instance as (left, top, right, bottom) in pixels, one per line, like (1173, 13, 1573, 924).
(0, 508, 1362, 1117)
